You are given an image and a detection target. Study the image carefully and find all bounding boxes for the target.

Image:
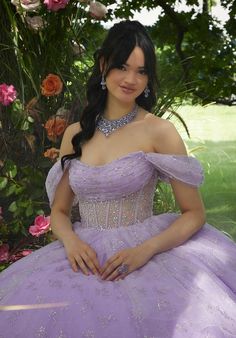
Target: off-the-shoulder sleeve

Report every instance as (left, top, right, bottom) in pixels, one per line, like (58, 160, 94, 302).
(45, 160, 78, 207)
(145, 152, 204, 187)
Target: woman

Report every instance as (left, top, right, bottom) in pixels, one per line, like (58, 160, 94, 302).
(0, 20, 236, 338)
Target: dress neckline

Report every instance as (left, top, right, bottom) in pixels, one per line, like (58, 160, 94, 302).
(71, 151, 192, 170)
(74, 150, 145, 169)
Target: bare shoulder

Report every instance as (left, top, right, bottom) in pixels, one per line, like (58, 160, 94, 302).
(144, 114, 187, 155)
(59, 122, 81, 157)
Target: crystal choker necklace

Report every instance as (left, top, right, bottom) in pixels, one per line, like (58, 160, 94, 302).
(96, 104, 138, 137)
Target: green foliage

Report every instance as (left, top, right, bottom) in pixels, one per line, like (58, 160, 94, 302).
(176, 104, 236, 242)
(0, 0, 107, 268)
(104, 0, 235, 105)
(153, 182, 178, 215)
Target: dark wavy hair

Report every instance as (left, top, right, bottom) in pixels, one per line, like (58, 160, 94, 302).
(61, 20, 158, 168)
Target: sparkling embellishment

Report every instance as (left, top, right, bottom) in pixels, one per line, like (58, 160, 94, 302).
(117, 263, 129, 274)
(36, 326, 47, 338)
(96, 104, 138, 136)
(144, 86, 150, 98)
(82, 330, 95, 338)
(77, 175, 156, 230)
(100, 74, 106, 90)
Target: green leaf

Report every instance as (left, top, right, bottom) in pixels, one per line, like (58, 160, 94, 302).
(26, 204, 34, 217)
(5, 184, 16, 196)
(27, 116, 34, 123)
(15, 186, 25, 195)
(11, 222, 20, 234)
(4, 161, 17, 179)
(36, 209, 45, 215)
(9, 165, 17, 179)
(8, 201, 17, 213)
(0, 177, 8, 190)
(21, 120, 29, 131)
(18, 200, 29, 208)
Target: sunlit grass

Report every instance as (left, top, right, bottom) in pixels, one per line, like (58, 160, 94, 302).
(174, 104, 236, 241)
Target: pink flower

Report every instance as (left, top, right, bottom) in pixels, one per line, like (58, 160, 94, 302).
(43, 0, 69, 11)
(0, 244, 9, 263)
(10, 249, 33, 262)
(29, 215, 50, 237)
(89, 1, 107, 20)
(0, 83, 17, 106)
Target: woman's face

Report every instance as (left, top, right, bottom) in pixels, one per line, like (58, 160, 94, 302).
(105, 46, 148, 106)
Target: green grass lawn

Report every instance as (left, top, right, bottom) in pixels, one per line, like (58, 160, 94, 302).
(173, 104, 236, 241)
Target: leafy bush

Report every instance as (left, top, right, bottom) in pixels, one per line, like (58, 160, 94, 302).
(0, 0, 108, 270)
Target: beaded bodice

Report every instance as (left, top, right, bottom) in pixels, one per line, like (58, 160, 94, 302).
(74, 174, 156, 229)
(46, 151, 203, 229)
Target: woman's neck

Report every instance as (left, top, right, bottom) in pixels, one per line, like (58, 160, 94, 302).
(103, 97, 136, 120)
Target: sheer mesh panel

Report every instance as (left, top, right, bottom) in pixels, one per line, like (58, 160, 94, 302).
(79, 176, 156, 229)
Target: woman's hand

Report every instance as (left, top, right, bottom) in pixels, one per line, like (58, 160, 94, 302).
(63, 233, 102, 276)
(100, 243, 154, 281)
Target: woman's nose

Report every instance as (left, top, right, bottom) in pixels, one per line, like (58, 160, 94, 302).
(124, 71, 136, 84)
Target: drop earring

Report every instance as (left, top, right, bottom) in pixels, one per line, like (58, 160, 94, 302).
(100, 75, 106, 90)
(144, 86, 150, 98)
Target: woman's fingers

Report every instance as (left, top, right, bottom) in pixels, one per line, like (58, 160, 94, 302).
(100, 255, 117, 275)
(114, 274, 126, 282)
(66, 239, 103, 276)
(81, 252, 100, 275)
(74, 255, 90, 276)
(104, 266, 121, 281)
(101, 256, 122, 280)
(87, 251, 102, 274)
(69, 258, 79, 273)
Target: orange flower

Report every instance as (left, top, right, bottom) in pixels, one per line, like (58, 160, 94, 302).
(44, 116, 67, 141)
(41, 74, 63, 96)
(44, 147, 60, 160)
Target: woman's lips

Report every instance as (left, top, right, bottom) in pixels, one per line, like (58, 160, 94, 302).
(120, 86, 136, 94)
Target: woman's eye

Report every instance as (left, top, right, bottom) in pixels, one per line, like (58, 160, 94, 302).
(117, 65, 126, 71)
(139, 69, 147, 75)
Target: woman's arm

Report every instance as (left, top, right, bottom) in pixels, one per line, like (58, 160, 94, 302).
(49, 123, 102, 275)
(142, 117, 206, 256)
(50, 123, 79, 242)
(50, 169, 75, 243)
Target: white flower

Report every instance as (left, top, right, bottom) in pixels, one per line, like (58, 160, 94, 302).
(25, 16, 44, 30)
(11, 0, 41, 12)
(56, 107, 70, 117)
(89, 1, 107, 20)
(71, 42, 85, 56)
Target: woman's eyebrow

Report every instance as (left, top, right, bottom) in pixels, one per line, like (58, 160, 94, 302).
(124, 62, 146, 69)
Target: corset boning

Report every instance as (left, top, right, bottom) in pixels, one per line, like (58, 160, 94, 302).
(78, 176, 157, 229)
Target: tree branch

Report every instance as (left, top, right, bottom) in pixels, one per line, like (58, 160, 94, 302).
(153, 0, 233, 105)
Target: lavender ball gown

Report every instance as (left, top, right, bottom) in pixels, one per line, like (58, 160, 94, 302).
(0, 151, 236, 338)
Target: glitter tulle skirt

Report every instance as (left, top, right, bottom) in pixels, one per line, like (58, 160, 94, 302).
(0, 213, 236, 338)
